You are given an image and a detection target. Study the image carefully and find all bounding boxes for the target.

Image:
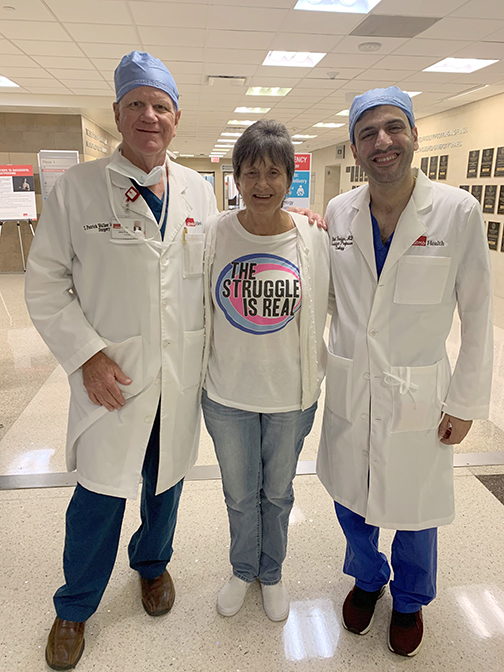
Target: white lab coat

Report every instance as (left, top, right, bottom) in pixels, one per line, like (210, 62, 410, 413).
(317, 168, 493, 530)
(25, 148, 218, 499)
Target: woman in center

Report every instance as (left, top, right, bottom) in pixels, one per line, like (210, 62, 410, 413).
(201, 119, 330, 621)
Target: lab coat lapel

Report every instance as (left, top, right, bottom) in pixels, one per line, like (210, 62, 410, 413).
(380, 168, 430, 280)
(165, 158, 192, 243)
(108, 170, 155, 222)
(350, 185, 377, 282)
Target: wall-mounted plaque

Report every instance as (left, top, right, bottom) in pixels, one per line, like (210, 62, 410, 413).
(429, 155, 438, 180)
(494, 147, 504, 177)
(438, 155, 448, 180)
(483, 185, 497, 213)
(460, 185, 470, 191)
(487, 221, 500, 250)
(467, 150, 480, 178)
(471, 184, 482, 203)
(420, 157, 429, 175)
(480, 148, 494, 177)
(498, 185, 504, 215)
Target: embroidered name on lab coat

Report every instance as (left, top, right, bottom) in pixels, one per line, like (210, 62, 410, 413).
(83, 222, 112, 233)
(331, 234, 353, 250)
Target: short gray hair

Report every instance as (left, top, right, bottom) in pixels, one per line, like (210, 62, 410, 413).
(233, 119, 295, 188)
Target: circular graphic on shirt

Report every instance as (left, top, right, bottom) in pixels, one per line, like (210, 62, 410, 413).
(215, 253, 302, 335)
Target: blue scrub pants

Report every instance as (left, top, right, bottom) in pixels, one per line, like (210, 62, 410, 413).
(53, 406, 183, 623)
(335, 502, 437, 614)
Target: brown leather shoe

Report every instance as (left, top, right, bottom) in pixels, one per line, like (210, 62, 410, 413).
(45, 617, 85, 670)
(140, 570, 175, 616)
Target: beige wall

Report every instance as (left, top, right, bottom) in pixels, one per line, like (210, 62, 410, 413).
(174, 156, 224, 211)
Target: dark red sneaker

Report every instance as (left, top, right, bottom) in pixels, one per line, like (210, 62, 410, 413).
(388, 608, 423, 656)
(342, 585, 386, 635)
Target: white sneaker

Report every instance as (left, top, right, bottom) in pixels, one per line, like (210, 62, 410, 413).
(216, 576, 251, 616)
(261, 581, 290, 621)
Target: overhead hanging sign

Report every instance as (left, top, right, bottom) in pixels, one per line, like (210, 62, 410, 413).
(284, 153, 311, 210)
(38, 150, 80, 203)
(0, 165, 37, 221)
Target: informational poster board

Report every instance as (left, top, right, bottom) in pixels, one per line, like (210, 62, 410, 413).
(38, 150, 79, 203)
(285, 154, 311, 209)
(0, 165, 37, 221)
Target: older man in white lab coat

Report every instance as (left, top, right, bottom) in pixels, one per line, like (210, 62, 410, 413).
(25, 52, 218, 670)
(317, 87, 493, 657)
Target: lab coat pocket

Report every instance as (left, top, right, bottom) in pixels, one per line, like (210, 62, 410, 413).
(325, 351, 353, 421)
(388, 361, 444, 433)
(101, 335, 144, 399)
(182, 328, 205, 389)
(394, 256, 451, 305)
(183, 233, 205, 278)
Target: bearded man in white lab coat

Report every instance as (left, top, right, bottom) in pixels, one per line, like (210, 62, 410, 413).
(25, 52, 219, 670)
(317, 87, 493, 657)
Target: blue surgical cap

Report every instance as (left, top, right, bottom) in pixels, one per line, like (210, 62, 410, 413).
(114, 51, 179, 110)
(349, 86, 415, 144)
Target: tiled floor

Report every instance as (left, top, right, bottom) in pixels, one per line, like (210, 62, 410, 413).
(2, 273, 504, 671)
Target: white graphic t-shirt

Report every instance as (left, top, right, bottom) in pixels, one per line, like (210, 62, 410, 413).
(205, 211, 302, 412)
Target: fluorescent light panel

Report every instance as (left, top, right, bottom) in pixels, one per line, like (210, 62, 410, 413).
(404, 91, 422, 98)
(294, 0, 382, 14)
(234, 107, 271, 113)
(246, 87, 292, 96)
(228, 120, 255, 126)
(292, 134, 317, 139)
(314, 122, 345, 128)
(263, 51, 326, 68)
(423, 58, 498, 74)
(0, 75, 19, 87)
(336, 109, 349, 116)
(221, 132, 242, 137)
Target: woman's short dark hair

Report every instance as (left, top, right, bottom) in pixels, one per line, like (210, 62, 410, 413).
(233, 119, 295, 188)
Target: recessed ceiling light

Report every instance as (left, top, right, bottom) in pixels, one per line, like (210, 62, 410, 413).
(404, 91, 422, 98)
(180, 154, 194, 158)
(221, 132, 242, 137)
(234, 107, 271, 113)
(358, 42, 382, 53)
(263, 51, 326, 68)
(228, 120, 256, 126)
(292, 141, 304, 145)
(314, 122, 345, 128)
(294, 0, 382, 14)
(423, 58, 498, 74)
(336, 109, 349, 116)
(246, 87, 292, 97)
(292, 134, 317, 138)
(0, 75, 19, 87)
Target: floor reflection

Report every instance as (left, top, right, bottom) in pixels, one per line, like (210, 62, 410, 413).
(455, 585, 504, 640)
(283, 598, 340, 661)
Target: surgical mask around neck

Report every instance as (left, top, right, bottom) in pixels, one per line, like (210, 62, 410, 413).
(108, 150, 165, 187)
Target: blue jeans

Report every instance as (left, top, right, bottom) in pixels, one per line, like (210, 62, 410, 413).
(53, 405, 183, 622)
(335, 502, 437, 613)
(202, 390, 317, 585)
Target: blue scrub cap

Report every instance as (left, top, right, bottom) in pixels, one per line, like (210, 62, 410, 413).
(349, 86, 415, 144)
(114, 51, 179, 110)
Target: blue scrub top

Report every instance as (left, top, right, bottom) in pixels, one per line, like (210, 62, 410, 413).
(370, 203, 393, 277)
(131, 179, 169, 240)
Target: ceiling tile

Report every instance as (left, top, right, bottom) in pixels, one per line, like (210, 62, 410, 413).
(0, 39, 23, 55)
(280, 11, 363, 35)
(51, 69, 104, 81)
(450, 0, 504, 20)
(266, 33, 340, 53)
(130, 2, 208, 27)
(0, 66, 56, 78)
(419, 17, 504, 41)
(372, 0, 466, 17)
(320, 53, 385, 69)
(45, 0, 132, 24)
(12, 40, 83, 57)
(208, 6, 287, 31)
(205, 30, 274, 51)
(65, 23, 138, 43)
(0, 21, 71, 40)
(204, 48, 266, 66)
(143, 46, 205, 63)
(0, 54, 38, 67)
(0, 1, 56, 21)
(375, 54, 438, 70)
(80, 43, 143, 59)
(139, 26, 206, 47)
(33, 56, 95, 70)
(330, 35, 409, 55)
(452, 42, 504, 59)
(391, 38, 471, 57)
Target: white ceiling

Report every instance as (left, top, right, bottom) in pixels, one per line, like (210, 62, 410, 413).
(2, 0, 504, 157)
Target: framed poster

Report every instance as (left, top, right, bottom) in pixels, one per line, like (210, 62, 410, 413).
(471, 184, 482, 203)
(480, 148, 494, 178)
(285, 153, 311, 209)
(0, 165, 37, 220)
(483, 185, 497, 213)
(38, 150, 79, 203)
(494, 147, 504, 177)
(498, 185, 504, 215)
(428, 156, 438, 180)
(438, 155, 448, 180)
(487, 221, 500, 250)
(420, 157, 428, 175)
(467, 150, 480, 178)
